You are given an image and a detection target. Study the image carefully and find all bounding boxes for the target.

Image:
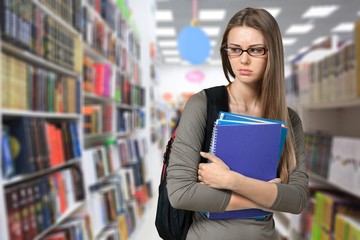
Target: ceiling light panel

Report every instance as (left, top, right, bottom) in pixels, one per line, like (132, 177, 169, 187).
(165, 57, 181, 63)
(156, 27, 176, 36)
(158, 40, 177, 47)
(156, 10, 173, 21)
(302, 5, 339, 18)
(286, 24, 314, 34)
(282, 38, 297, 46)
(199, 9, 226, 21)
(332, 22, 354, 32)
(162, 50, 179, 55)
(202, 27, 221, 36)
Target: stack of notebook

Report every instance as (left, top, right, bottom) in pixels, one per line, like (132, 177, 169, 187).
(206, 111, 288, 220)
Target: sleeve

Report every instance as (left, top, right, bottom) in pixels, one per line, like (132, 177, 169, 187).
(167, 91, 231, 212)
(269, 108, 309, 214)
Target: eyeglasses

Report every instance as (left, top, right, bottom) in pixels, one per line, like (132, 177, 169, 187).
(224, 47, 268, 57)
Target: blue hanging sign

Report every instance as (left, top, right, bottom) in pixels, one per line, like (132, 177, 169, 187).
(177, 26, 210, 65)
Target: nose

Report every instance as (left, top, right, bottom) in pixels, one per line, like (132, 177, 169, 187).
(240, 52, 250, 64)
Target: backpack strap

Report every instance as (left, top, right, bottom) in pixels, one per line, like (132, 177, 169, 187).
(202, 85, 229, 153)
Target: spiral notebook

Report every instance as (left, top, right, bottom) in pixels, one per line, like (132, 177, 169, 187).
(217, 111, 288, 160)
(206, 112, 286, 220)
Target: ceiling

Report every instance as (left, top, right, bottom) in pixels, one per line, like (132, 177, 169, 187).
(155, 0, 360, 66)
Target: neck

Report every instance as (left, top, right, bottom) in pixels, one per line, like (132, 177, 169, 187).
(227, 82, 261, 116)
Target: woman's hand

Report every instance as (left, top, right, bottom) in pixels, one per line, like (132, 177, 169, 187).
(198, 151, 233, 189)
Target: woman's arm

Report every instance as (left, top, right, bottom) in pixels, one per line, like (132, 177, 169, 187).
(167, 91, 232, 212)
(198, 109, 309, 214)
(270, 109, 309, 214)
(198, 152, 278, 210)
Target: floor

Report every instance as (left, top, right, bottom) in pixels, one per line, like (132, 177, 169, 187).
(130, 142, 163, 240)
(130, 195, 162, 240)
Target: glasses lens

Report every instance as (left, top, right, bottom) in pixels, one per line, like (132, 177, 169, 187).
(226, 47, 266, 57)
(226, 48, 239, 56)
(248, 48, 265, 56)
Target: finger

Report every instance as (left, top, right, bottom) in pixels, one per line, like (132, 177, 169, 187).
(200, 151, 218, 163)
(198, 163, 206, 169)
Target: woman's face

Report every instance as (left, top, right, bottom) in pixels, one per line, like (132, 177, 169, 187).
(226, 26, 268, 86)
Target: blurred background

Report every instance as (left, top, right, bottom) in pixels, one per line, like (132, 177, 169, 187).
(0, 0, 360, 239)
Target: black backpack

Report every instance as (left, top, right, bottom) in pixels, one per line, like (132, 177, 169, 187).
(155, 86, 229, 240)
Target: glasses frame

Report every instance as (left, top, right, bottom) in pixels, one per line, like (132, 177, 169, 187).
(224, 47, 268, 57)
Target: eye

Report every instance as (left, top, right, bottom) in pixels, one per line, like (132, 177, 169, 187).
(249, 47, 264, 54)
(230, 47, 242, 54)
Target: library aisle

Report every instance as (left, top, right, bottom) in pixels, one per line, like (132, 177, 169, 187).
(2, 1, 360, 240)
(131, 197, 162, 240)
(130, 143, 163, 240)
(129, 192, 161, 240)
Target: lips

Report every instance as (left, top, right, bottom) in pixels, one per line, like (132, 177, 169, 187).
(238, 69, 252, 75)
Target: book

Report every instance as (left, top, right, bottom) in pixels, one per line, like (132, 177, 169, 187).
(42, 232, 67, 240)
(62, 169, 76, 208)
(218, 111, 288, 159)
(6, 117, 36, 174)
(2, 126, 15, 178)
(117, 214, 129, 240)
(206, 112, 286, 220)
(5, 187, 23, 240)
(18, 186, 32, 238)
(32, 180, 45, 233)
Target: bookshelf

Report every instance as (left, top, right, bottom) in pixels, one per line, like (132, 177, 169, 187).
(81, 0, 149, 239)
(0, 0, 150, 239)
(278, 20, 360, 240)
(0, 1, 85, 240)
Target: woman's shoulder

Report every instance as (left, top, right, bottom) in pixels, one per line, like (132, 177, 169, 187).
(187, 90, 206, 106)
(186, 85, 228, 109)
(180, 90, 207, 119)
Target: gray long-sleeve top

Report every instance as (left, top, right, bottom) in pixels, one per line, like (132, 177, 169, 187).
(167, 89, 309, 240)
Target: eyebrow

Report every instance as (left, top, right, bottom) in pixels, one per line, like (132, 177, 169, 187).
(228, 43, 265, 48)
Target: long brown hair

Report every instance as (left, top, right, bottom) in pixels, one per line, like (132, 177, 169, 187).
(219, 7, 296, 183)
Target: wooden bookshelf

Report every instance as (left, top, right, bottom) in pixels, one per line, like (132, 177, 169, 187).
(0, 1, 151, 240)
(0, 1, 85, 240)
(1, 42, 79, 77)
(81, 0, 148, 239)
(33, 201, 86, 240)
(2, 109, 80, 119)
(308, 172, 360, 199)
(32, 0, 82, 36)
(3, 159, 81, 187)
(279, 19, 360, 240)
(302, 98, 360, 110)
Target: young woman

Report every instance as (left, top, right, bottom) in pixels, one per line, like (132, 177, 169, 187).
(166, 7, 309, 240)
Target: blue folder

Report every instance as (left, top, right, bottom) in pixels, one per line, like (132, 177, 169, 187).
(206, 112, 286, 220)
(218, 111, 288, 160)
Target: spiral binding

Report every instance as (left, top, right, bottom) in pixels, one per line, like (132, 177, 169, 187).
(209, 120, 218, 154)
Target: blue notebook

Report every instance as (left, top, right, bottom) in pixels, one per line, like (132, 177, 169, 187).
(206, 112, 286, 220)
(218, 111, 288, 160)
